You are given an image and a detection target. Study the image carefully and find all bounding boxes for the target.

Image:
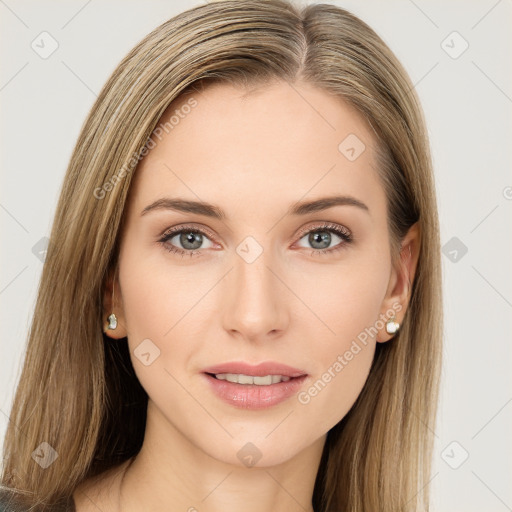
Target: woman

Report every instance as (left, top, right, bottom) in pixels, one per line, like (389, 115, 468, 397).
(0, 1, 443, 511)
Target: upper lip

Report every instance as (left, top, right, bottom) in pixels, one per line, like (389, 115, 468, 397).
(202, 361, 307, 378)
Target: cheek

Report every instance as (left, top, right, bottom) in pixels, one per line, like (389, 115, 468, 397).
(287, 257, 388, 431)
(118, 245, 217, 383)
(292, 251, 389, 350)
(119, 244, 207, 343)
(117, 252, 210, 421)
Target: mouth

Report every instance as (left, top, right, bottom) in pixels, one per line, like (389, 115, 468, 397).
(202, 365, 308, 409)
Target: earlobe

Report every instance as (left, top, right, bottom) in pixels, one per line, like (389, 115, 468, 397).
(376, 313, 401, 343)
(103, 313, 127, 339)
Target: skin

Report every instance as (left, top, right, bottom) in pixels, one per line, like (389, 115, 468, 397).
(74, 80, 420, 512)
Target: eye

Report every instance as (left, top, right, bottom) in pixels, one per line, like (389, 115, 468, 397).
(295, 222, 353, 255)
(158, 225, 216, 258)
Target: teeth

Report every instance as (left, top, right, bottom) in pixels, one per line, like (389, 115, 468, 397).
(214, 373, 292, 385)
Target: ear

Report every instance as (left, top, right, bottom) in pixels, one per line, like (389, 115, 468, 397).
(102, 267, 128, 339)
(376, 221, 421, 343)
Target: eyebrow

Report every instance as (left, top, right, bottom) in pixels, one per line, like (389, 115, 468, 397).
(140, 194, 369, 219)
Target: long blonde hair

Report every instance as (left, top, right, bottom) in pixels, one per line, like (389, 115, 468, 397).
(1, 1, 442, 511)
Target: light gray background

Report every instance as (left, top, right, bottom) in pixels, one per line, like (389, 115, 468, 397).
(1, 1, 511, 510)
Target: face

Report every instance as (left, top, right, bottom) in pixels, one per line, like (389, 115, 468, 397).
(105, 80, 418, 467)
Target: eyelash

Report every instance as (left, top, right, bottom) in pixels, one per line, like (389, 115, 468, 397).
(158, 222, 353, 258)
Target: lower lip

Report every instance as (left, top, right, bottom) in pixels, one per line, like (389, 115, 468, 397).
(203, 373, 308, 410)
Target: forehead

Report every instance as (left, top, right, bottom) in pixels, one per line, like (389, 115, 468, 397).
(127, 80, 386, 221)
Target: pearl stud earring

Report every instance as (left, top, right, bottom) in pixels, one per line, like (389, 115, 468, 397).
(385, 316, 400, 335)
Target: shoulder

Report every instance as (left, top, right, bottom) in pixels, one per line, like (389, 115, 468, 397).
(0, 488, 21, 512)
(0, 460, 129, 512)
(0, 488, 75, 512)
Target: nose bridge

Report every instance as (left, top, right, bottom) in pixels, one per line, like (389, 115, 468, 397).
(222, 239, 286, 340)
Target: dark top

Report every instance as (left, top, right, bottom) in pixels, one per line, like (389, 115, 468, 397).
(0, 491, 76, 512)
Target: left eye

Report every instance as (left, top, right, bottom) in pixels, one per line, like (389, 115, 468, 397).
(296, 226, 350, 251)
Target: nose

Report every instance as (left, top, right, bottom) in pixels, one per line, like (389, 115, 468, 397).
(221, 245, 289, 343)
